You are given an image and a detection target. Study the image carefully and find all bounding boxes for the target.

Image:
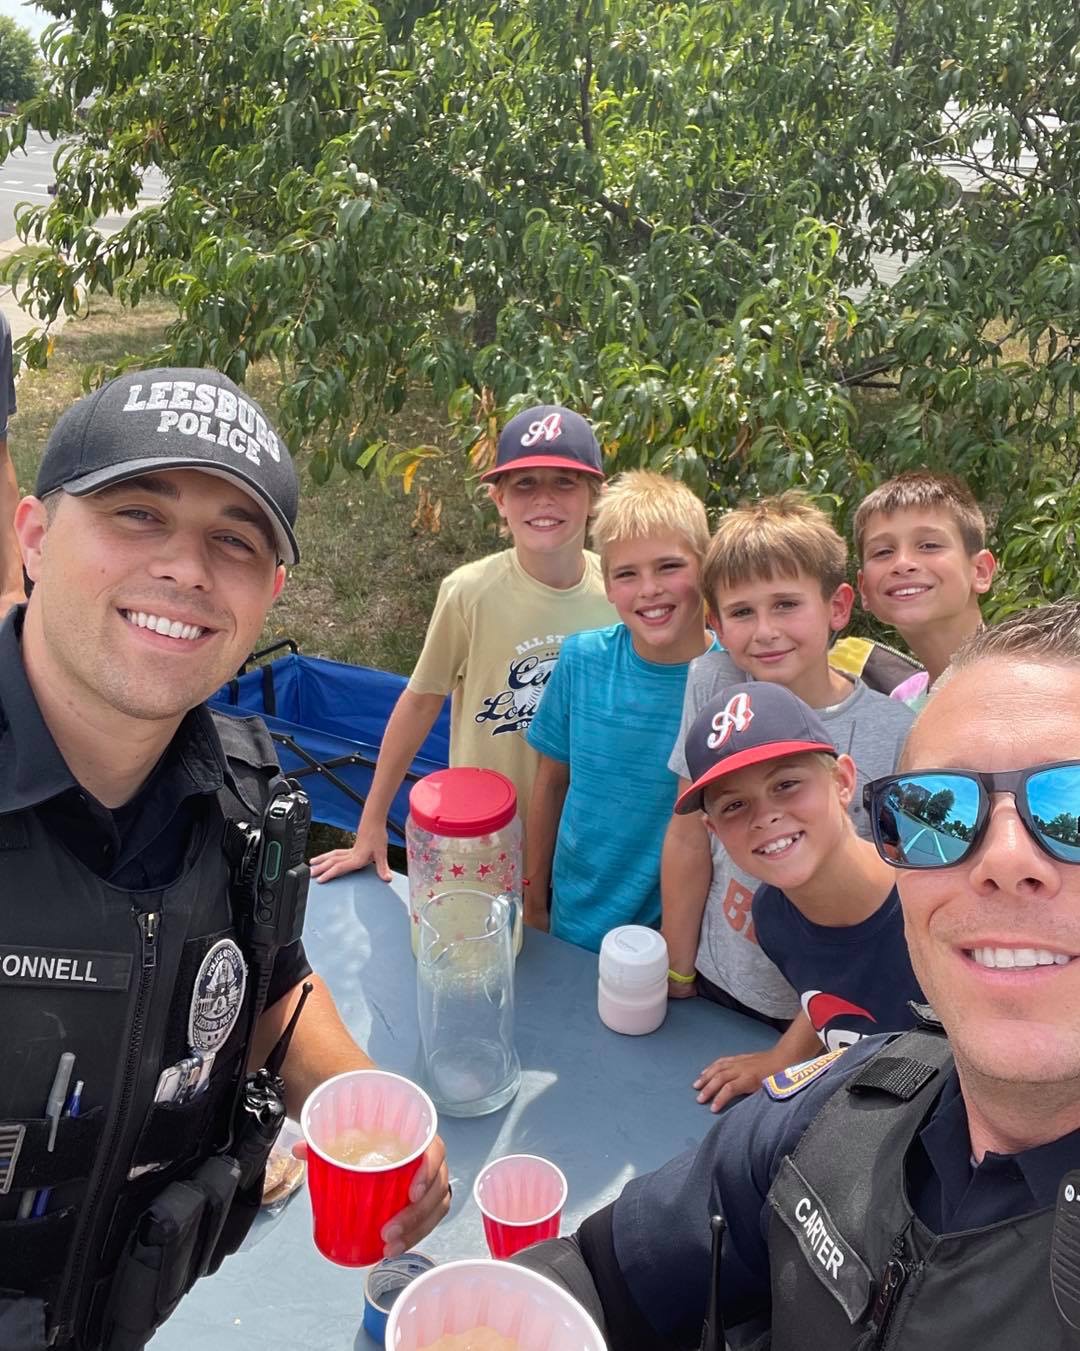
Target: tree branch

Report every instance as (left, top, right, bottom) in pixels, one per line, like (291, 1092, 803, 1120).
(579, 41, 594, 153)
(836, 355, 901, 386)
(596, 191, 654, 240)
(576, 37, 652, 239)
(889, 0, 907, 68)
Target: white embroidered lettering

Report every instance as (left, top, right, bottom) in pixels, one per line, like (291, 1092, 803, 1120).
(708, 691, 755, 749)
(169, 380, 194, 410)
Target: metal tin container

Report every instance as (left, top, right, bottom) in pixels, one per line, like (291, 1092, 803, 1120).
(362, 1252, 437, 1344)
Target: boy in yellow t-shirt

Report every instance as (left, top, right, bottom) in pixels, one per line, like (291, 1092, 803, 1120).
(311, 405, 615, 884)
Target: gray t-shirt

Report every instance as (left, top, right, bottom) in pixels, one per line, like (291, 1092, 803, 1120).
(668, 648, 916, 1019)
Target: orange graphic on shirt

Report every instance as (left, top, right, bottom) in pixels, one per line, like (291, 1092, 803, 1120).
(723, 879, 758, 945)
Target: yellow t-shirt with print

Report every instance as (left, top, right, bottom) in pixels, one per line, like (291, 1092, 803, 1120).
(407, 548, 615, 821)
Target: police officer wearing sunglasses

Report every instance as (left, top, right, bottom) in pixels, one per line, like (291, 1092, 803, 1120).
(519, 598, 1080, 1350)
(0, 372, 450, 1351)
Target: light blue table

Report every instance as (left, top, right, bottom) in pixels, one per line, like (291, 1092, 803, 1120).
(157, 872, 777, 1348)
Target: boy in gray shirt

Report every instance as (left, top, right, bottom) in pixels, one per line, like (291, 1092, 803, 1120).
(661, 493, 913, 1108)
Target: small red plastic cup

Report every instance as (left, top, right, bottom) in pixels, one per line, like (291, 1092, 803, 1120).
(301, 1069, 437, 1267)
(472, 1153, 567, 1259)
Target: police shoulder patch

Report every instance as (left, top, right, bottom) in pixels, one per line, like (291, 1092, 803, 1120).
(188, 939, 247, 1053)
(764, 1049, 845, 1101)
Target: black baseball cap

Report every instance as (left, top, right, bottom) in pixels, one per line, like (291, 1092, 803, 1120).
(675, 683, 838, 814)
(479, 404, 604, 482)
(35, 368, 300, 564)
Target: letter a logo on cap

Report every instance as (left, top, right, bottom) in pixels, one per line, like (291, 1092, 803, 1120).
(708, 691, 754, 749)
(520, 412, 564, 447)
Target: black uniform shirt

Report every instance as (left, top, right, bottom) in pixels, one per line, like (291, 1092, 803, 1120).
(590, 1035, 1080, 1348)
(0, 606, 311, 1007)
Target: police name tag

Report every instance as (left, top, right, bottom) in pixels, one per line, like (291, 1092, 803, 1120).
(0, 944, 132, 991)
(768, 1156, 874, 1323)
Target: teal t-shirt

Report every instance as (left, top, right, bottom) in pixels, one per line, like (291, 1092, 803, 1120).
(527, 623, 715, 952)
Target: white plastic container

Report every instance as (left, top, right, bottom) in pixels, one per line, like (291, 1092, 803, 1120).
(597, 926, 669, 1035)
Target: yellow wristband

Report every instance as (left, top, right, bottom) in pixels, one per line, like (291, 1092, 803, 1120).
(667, 968, 696, 985)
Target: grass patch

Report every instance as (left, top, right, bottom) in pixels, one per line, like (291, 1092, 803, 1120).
(11, 293, 496, 676)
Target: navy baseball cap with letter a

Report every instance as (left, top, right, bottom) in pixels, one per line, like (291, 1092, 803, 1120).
(35, 367, 300, 563)
(675, 683, 838, 814)
(480, 404, 605, 482)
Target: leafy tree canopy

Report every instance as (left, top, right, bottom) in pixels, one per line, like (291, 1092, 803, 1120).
(0, 15, 41, 107)
(3, 0, 1079, 616)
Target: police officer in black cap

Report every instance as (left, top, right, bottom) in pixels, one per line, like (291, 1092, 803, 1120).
(0, 370, 450, 1351)
(518, 598, 1080, 1350)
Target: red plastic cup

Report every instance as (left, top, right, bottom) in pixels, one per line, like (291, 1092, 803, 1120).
(301, 1069, 437, 1267)
(385, 1258, 606, 1350)
(472, 1153, 567, 1259)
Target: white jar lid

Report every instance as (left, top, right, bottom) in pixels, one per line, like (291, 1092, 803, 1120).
(598, 926, 669, 990)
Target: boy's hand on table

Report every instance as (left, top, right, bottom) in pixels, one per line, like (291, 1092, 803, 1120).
(311, 823, 391, 884)
(694, 1049, 783, 1112)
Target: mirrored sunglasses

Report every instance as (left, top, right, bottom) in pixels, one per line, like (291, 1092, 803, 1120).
(863, 763, 1080, 870)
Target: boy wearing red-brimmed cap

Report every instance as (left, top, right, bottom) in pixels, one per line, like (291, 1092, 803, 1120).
(312, 405, 615, 884)
(677, 682, 923, 1110)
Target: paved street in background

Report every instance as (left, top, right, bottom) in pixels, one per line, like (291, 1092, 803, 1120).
(0, 129, 165, 341)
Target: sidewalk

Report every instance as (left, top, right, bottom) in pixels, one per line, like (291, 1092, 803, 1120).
(0, 232, 54, 345)
(0, 198, 158, 349)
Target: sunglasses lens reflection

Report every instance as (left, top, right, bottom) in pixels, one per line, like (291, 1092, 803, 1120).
(1027, 766, 1080, 864)
(878, 774, 981, 868)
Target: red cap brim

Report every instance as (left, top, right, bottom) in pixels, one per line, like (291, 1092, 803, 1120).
(480, 454, 605, 482)
(674, 741, 837, 815)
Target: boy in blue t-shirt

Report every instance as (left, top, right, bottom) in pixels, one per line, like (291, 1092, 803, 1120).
(524, 471, 713, 951)
(675, 681, 923, 1107)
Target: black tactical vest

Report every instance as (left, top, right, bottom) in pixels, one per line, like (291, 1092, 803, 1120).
(0, 714, 282, 1351)
(728, 1029, 1069, 1351)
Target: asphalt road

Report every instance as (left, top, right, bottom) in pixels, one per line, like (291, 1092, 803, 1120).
(0, 130, 167, 341)
(0, 129, 58, 238)
(0, 129, 165, 240)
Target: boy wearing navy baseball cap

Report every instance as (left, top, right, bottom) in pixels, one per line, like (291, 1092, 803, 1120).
(677, 682, 923, 1110)
(312, 404, 615, 885)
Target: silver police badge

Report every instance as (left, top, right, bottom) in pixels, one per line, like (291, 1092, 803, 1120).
(188, 939, 247, 1053)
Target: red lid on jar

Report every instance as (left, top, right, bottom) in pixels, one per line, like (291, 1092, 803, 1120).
(408, 768, 518, 837)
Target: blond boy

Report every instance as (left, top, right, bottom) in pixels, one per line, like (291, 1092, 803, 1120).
(855, 469, 996, 708)
(312, 405, 615, 883)
(661, 494, 914, 1086)
(524, 471, 713, 951)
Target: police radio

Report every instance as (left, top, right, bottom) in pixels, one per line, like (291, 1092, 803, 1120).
(224, 783, 311, 1002)
(220, 783, 312, 1193)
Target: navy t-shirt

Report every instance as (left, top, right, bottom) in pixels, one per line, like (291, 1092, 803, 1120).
(752, 883, 923, 1051)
